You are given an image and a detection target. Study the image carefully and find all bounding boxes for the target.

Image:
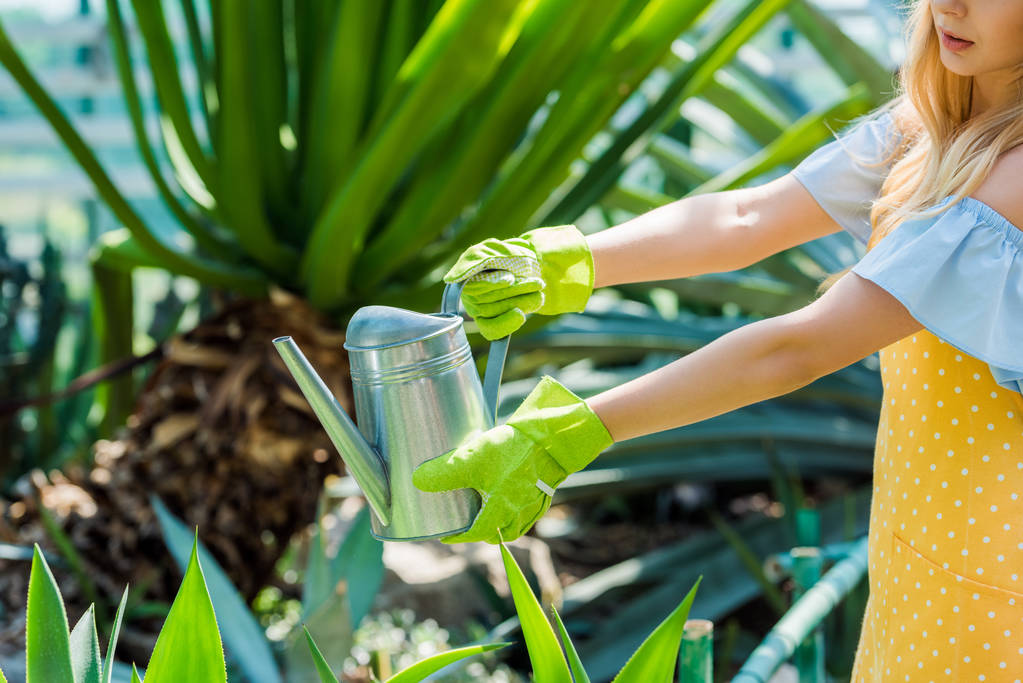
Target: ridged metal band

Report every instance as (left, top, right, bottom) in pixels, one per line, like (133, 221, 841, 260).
(349, 344, 473, 385)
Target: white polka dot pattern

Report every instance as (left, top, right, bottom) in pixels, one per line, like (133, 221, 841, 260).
(851, 330, 1023, 681)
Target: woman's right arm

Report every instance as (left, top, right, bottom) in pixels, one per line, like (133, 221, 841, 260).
(587, 172, 844, 288)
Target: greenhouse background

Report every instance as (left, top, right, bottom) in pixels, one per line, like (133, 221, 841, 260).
(0, 0, 918, 681)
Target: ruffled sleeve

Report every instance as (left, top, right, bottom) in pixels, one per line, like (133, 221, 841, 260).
(850, 195, 1023, 394)
(791, 110, 902, 246)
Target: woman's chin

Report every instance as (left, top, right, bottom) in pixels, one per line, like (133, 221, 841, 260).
(938, 54, 975, 77)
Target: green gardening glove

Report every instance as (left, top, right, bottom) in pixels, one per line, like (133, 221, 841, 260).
(412, 375, 614, 544)
(443, 225, 595, 341)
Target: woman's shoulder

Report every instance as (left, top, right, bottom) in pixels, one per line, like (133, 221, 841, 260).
(967, 144, 1023, 236)
(849, 190, 1023, 395)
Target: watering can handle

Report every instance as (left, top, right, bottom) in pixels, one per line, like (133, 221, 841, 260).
(442, 281, 509, 428)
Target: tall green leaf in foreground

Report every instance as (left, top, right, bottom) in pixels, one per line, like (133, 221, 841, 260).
(69, 604, 102, 683)
(611, 577, 702, 682)
(551, 606, 591, 683)
(499, 538, 701, 682)
(103, 588, 129, 683)
(304, 626, 339, 683)
(151, 496, 280, 683)
(498, 541, 573, 683)
(26, 544, 74, 682)
(143, 534, 227, 683)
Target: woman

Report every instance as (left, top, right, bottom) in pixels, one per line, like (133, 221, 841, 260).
(414, 1, 1023, 678)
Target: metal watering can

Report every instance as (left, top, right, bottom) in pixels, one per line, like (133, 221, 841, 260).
(272, 282, 509, 542)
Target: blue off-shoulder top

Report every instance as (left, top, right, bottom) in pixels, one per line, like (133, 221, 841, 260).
(790, 112, 1023, 395)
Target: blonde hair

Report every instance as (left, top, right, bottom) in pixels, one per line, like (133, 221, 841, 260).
(815, 0, 1023, 297)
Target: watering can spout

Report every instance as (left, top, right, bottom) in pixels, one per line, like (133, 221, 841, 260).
(272, 336, 391, 526)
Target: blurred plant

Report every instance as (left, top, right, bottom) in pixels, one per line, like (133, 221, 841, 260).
(0, 224, 96, 491)
(0, 0, 737, 320)
(12, 535, 506, 683)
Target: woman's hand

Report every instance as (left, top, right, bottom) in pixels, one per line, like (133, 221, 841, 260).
(443, 225, 595, 341)
(412, 376, 614, 544)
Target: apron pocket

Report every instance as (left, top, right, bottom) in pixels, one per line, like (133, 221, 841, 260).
(882, 531, 1023, 681)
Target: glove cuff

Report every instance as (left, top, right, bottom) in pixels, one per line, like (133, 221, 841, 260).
(505, 376, 614, 477)
(522, 225, 594, 315)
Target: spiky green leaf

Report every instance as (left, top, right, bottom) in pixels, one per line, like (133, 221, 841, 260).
(103, 587, 129, 683)
(385, 643, 511, 683)
(611, 577, 701, 682)
(143, 536, 226, 683)
(551, 605, 590, 683)
(151, 496, 279, 682)
(26, 545, 74, 683)
(498, 541, 571, 683)
(303, 627, 340, 683)
(69, 604, 102, 683)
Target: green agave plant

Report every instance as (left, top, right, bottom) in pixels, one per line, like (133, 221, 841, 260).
(11, 537, 507, 683)
(150, 493, 383, 683)
(0, 0, 727, 312)
(496, 537, 701, 683)
(12, 522, 699, 682)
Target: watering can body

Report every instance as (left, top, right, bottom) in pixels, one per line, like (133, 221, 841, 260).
(273, 283, 509, 541)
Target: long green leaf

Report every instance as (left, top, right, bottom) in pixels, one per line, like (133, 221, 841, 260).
(785, 0, 893, 105)
(293, 0, 341, 150)
(104, 0, 234, 258)
(301, 494, 331, 618)
(131, 664, 142, 683)
(327, 505, 383, 626)
(396, 0, 652, 285)
(129, 0, 216, 190)
(89, 250, 137, 435)
(178, 0, 216, 138)
(368, 0, 417, 118)
(498, 541, 571, 683)
(26, 545, 74, 683)
(353, 0, 609, 290)
(303, 627, 339, 683)
(70, 605, 102, 683)
(551, 606, 590, 683)
(300, 0, 386, 223)
(214, 0, 296, 276)
(301, 0, 534, 308)
(707, 510, 786, 615)
(611, 577, 701, 682)
(0, 17, 267, 293)
(385, 643, 511, 683)
(543, 0, 791, 225)
(246, 2, 290, 223)
(303, 502, 382, 625)
(414, 0, 712, 283)
(103, 588, 129, 683)
(151, 496, 281, 683)
(700, 72, 788, 146)
(144, 534, 227, 683)
(685, 82, 873, 196)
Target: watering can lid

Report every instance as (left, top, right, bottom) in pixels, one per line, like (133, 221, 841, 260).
(344, 305, 460, 349)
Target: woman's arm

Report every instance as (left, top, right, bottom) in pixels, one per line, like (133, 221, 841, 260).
(588, 173, 848, 288)
(586, 270, 924, 442)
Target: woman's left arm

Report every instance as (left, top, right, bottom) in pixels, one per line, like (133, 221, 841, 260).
(586, 272, 924, 442)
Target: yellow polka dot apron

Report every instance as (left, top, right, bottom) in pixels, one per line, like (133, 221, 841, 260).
(851, 329, 1023, 682)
